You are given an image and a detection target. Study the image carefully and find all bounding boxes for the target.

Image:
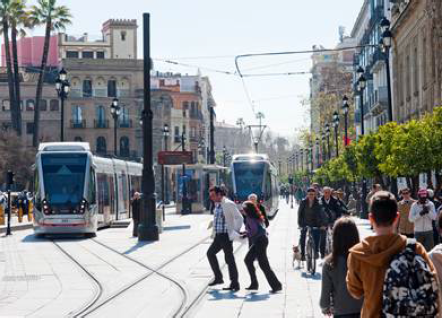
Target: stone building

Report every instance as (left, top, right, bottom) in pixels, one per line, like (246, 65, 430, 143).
(390, 0, 442, 122)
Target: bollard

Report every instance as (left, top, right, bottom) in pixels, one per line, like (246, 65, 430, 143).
(27, 201, 33, 222)
(18, 202, 23, 223)
(0, 205, 4, 226)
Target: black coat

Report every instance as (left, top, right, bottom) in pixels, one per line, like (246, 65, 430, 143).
(298, 198, 327, 228)
(132, 199, 141, 221)
(321, 196, 342, 225)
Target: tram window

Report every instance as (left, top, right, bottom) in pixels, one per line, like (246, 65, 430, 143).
(233, 162, 265, 200)
(88, 168, 96, 204)
(34, 169, 41, 208)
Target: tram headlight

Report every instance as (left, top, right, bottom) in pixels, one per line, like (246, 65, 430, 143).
(42, 199, 51, 215)
(79, 199, 88, 214)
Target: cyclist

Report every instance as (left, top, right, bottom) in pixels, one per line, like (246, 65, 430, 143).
(320, 187, 341, 258)
(298, 187, 327, 260)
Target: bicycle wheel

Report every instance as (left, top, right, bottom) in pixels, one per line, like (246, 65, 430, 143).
(306, 236, 312, 273)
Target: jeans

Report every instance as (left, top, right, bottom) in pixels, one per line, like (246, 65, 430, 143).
(244, 235, 281, 290)
(300, 227, 321, 257)
(319, 228, 327, 257)
(415, 230, 434, 251)
(207, 233, 239, 284)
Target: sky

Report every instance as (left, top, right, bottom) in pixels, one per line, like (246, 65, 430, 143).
(27, 0, 364, 140)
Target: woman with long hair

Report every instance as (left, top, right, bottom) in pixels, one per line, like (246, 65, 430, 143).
(242, 201, 282, 293)
(320, 217, 363, 317)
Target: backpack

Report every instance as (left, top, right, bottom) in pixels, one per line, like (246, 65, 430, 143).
(382, 239, 439, 317)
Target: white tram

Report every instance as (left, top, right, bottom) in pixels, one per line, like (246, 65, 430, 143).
(230, 154, 279, 218)
(33, 142, 142, 236)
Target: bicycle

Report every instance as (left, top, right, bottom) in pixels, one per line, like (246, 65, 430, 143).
(305, 226, 319, 275)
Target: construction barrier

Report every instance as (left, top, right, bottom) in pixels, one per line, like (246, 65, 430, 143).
(18, 203, 23, 223)
(0, 205, 4, 226)
(27, 201, 33, 222)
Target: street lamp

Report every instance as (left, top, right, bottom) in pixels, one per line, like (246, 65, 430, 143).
(55, 68, 70, 142)
(309, 139, 314, 182)
(333, 111, 340, 158)
(356, 67, 368, 219)
(325, 123, 331, 161)
(321, 132, 326, 163)
(380, 17, 393, 123)
(223, 145, 227, 167)
(342, 96, 349, 147)
(161, 124, 169, 221)
(110, 98, 121, 156)
(300, 148, 304, 172)
(181, 126, 191, 215)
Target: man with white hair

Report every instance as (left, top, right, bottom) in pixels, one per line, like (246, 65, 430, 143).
(248, 193, 269, 228)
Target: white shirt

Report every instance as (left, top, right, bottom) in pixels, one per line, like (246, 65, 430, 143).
(409, 200, 437, 232)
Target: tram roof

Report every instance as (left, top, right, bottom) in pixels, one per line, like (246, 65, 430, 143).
(38, 142, 91, 152)
(232, 154, 269, 162)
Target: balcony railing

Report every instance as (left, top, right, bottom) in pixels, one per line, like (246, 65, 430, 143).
(118, 89, 130, 98)
(94, 89, 107, 97)
(374, 86, 389, 106)
(70, 89, 82, 98)
(94, 119, 109, 128)
(119, 119, 132, 128)
(70, 119, 86, 128)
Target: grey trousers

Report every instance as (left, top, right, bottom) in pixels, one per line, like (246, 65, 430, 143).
(415, 230, 434, 251)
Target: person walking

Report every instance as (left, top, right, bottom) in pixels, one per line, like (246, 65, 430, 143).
(131, 192, 141, 237)
(248, 193, 269, 228)
(347, 191, 436, 317)
(320, 187, 341, 258)
(397, 188, 415, 238)
(428, 189, 441, 246)
(320, 217, 363, 317)
(242, 201, 282, 293)
(409, 189, 437, 251)
(207, 186, 243, 291)
(298, 187, 327, 260)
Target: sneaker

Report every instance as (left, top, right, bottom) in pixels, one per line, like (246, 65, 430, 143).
(223, 283, 240, 291)
(270, 285, 282, 294)
(208, 279, 224, 287)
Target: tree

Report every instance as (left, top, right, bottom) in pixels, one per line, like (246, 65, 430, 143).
(30, 0, 71, 147)
(0, 0, 20, 135)
(355, 133, 385, 187)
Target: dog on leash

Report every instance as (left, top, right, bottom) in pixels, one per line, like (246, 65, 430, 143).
(292, 245, 303, 269)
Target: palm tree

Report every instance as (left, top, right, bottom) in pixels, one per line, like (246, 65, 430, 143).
(30, 0, 71, 147)
(0, 0, 20, 135)
(10, 0, 29, 135)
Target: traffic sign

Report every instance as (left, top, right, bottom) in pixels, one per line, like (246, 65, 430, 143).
(158, 151, 193, 165)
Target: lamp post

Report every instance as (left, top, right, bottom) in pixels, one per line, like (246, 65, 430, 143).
(321, 133, 326, 163)
(161, 124, 169, 221)
(223, 146, 227, 167)
(55, 68, 70, 142)
(110, 98, 121, 156)
(333, 111, 340, 158)
(357, 66, 368, 219)
(309, 139, 314, 182)
(138, 13, 158, 241)
(380, 17, 393, 123)
(315, 137, 320, 168)
(300, 149, 304, 172)
(181, 127, 191, 214)
(325, 123, 331, 161)
(342, 96, 349, 147)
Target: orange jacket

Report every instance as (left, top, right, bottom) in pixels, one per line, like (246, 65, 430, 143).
(346, 234, 435, 317)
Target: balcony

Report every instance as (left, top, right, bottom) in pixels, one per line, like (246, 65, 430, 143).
(118, 89, 130, 98)
(94, 89, 107, 98)
(94, 119, 109, 128)
(119, 119, 132, 128)
(371, 86, 389, 115)
(70, 89, 82, 98)
(70, 119, 86, 128)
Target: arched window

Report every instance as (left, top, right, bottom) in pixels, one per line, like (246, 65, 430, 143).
(119, 106, 130, 127)
(119, 136, 130, 157)
(71, 106, 83, 127)
(50, 99, 59, 112)
(96, 137, 107, 155)
(83, 79, 93, 97)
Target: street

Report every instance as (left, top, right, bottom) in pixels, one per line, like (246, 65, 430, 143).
(0, 201, 371, 317)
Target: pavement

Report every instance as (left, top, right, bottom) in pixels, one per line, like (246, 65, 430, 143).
(0, 201, 373, 318)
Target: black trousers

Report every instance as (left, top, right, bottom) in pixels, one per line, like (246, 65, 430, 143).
(207, 233, 239, 284)
(133, 219, 139, 237)
(319, 228, 327, 257)
(244, 235, 281, 290)
(300, 227, 321, 257)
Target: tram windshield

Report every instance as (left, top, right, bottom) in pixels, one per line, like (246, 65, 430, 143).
(233, 162, 265, 200)
(41, 153, 87, 207)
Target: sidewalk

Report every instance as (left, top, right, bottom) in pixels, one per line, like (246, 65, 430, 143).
(0, 215, 33, 234)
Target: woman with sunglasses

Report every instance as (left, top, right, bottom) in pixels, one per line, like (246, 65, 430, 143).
(242, 201, 282, 293)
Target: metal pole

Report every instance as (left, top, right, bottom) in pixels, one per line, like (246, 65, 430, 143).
(138, 13, 159, 241)
(6, 190, 11, 235)
(327, 136, 331, 160)
(209, 106, 215, 164)
(114, 116, 118, 156)
(60, 94, 64, 142)
(335, 126, 339, 158)
(360, 90, 368, 219)
(162, 133, 166, 221)
(181, 132, 189, 214)
(344, 113, 348, 147)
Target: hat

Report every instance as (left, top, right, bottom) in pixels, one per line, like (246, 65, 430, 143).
(418, 189, 428, 197)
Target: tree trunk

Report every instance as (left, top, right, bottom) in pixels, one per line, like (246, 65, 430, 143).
(3, 21, 18, 135)
(406, 176, 412, 190)
(11, 22, 22, 136)
(435, 171, 442, 195)
(412, 175, 419, 197)
(33, 19, 52, 147)
(426, 170, 434, 189)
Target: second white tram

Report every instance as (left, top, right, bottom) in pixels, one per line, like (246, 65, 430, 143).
(230, 154, 279, 218)
(33, 142, 142, 236)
